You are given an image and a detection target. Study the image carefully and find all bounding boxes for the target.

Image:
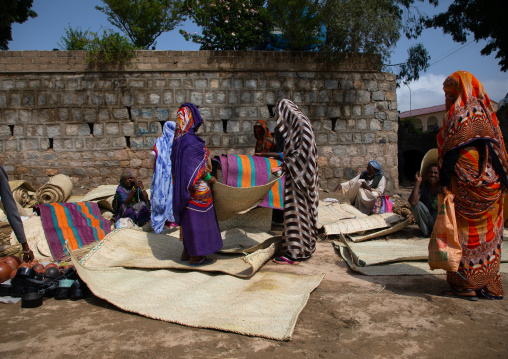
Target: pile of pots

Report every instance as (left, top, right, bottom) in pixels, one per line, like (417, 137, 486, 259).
(0, 256, 88, 308)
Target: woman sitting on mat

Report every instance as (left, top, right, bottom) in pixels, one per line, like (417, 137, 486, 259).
(113, 172, 151, 227)
(171, 103, 223, 266)
(271, 99, 319, 265)
(334, 160, 386, 214)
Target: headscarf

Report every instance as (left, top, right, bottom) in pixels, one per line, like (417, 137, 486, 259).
(174, 102, 203, 138)
(114, 171, 139, 214)
(360, 160, 384, 189)
(254, 119, 276, 153)
(275, 99, 319, 205)
(150, 121, 176, 233)
(119, 171, 132, 187)
(437, 71, 508, 181)
(367, 160, 383, 175)
(171, 103, 207, 225)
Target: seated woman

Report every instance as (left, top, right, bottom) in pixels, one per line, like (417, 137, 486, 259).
(113, 172, 150, 227)
(408, 163, 440, 237)
(334, 160, 386, 214)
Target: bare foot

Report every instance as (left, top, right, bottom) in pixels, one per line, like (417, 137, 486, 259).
(181, 248, 190, 261)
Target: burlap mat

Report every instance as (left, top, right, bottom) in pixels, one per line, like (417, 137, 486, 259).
(80, 228, 278, 278)
(69, 242, 323, 341)
(212, 175, 281, 221)
(36, 174, 73, 203)
(335, 235, 508, 276)
(81, 185, 118, 201)
(9, 216, 53, 261)
(317, 201, 367, 228)
(347, 219, 411, 242)
(322, 210, 404, 236)
(9, 180, 36, 207)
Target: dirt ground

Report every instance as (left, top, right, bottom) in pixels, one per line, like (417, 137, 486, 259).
(1, 187, 508, 358)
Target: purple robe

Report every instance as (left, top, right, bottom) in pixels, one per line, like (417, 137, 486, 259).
(171, 103, 223, 256)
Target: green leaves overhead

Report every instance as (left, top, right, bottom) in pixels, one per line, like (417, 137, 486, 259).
(96, 0, 184, 49)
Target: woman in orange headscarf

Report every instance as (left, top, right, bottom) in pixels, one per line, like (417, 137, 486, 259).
(253, 119, 276, 154)
(437, 71, 508, 300)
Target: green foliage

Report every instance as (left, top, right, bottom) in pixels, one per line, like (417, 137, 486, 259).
(322, 0, 401, 63)
(397, 43, 430, 83)
(58, 26, 90, 51)
(426, 0, 508, 71)
(95, 0, 183, 49)
(181, 0, 270, 50)
(400, 117, 423, 134)
(86, 30, 138, 66)
(0, 0, 37, 50)
(266, 0, 324, 51)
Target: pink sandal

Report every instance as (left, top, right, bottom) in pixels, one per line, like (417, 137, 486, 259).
(273, 256, 301, 265)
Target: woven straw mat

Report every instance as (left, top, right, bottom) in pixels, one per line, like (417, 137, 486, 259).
(80, 228, 278, 278)
(211, 175, 282, 221)
(69, 242, 323, 341)
(36, 174, 73, 204)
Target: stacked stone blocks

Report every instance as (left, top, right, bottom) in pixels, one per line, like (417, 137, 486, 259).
(0, 50, 397, 190)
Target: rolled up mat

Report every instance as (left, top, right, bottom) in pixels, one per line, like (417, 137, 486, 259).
(36, 174, 73, 204)
(9, 180, 36, 208)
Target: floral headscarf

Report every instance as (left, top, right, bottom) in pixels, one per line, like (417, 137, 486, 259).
(254, 119, 276, 153)
(437, 71, 507, 165)
(175, 103, 203, 138)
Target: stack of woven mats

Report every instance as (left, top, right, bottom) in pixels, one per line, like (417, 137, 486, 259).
(322, 201, 508, 275)
(68, 183, 322, 341)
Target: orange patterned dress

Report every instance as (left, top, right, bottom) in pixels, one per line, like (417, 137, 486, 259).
(437, 71, 508, 299)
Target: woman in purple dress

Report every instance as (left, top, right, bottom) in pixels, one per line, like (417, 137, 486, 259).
(171, 103, 223, 265)
(113, 172, 150, 226)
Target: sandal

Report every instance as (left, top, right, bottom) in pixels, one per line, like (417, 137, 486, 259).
(440, 290, 479, 301)
(273, 256, 301, 265)
(189, 257, 214, 266)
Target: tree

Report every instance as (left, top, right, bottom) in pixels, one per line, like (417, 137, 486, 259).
(322, 0, 401, 62)
(58, 26, 90, 51)
(266, 0, 324, 51)
(181, 0, 270, 50)
(427, 0, 508, 71)
(0, 0, 37, 50)
(95, 0, 183, 49)
(321, 0, 437, 83)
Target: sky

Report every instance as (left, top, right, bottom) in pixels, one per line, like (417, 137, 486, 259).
(8, 0, 508, 113)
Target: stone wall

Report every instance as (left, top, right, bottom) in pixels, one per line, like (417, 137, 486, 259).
(0, 50, 398, 191)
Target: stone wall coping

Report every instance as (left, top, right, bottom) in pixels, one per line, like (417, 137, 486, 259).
(0, 50, 381, 73)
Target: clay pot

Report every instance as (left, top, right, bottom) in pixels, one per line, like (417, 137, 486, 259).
(5, 255, 21, 267)
(0, 262, 12, 283)
(2, 256, 20, 271)
(32, 264, 45, 274)
(19, 262, 32, 268)
(9, 268, 18, 280)
(44, 263, 58, 270)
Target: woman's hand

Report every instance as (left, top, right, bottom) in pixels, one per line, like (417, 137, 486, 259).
(415, 171, 422, 183)
(360, 181, 371, 191)
(271, 166, 281, 174)
(208, 176, 217, 184)
(22, 243, 34, 263)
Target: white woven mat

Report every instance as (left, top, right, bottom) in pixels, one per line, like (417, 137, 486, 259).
(69, 244, 324, 341)
(80, 228, 277, 278)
